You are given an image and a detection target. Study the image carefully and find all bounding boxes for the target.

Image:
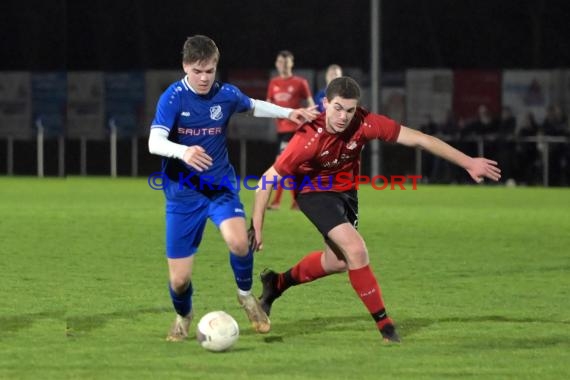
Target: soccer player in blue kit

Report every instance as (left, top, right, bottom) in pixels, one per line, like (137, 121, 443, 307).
(148, 35, 317, 341)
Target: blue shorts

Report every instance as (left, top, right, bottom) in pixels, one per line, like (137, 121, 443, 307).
(163, 182, 246, 259)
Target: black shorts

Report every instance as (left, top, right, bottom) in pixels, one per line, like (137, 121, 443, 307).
(296, 190, 359, 236)
(276, 132, 295, 155)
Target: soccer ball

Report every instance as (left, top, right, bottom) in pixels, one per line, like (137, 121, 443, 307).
(196, 311, 239, 352)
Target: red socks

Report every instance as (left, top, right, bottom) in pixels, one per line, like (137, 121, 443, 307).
(291, 251, 326, 283)
(348, 265, 392, 329)
(276, 255, 393, 331)
(277, 251, 326, 292)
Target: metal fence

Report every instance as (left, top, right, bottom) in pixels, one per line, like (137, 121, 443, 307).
(3, 126, 568, 187)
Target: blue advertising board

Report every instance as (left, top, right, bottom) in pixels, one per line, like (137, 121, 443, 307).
(105, 72, 145, 138)
(31, 72, 66, 138)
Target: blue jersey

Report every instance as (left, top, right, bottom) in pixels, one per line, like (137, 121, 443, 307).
(151, 77, 253, 188)
(314, 88, 326, 113)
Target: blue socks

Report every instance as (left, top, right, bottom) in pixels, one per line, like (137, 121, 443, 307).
(229, 250, 253, 292)
(168, 250, 252, 316)
(169, 282, 193, 317)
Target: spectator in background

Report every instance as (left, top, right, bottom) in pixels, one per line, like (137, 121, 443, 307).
(440, 109, 460, 137)
(542, 105, 569, 185)
(314, 64, 343, 113)
(464, 104, 498, 136)
(543, 105, 568, 136)
(266, 50, 315, 210)
(419, 114, 438, 182)
(429, 110, 460, 183)
(496, 107, 517, 184)
(514, 112, 540, 185)
(458, 105, 498, 183)
(498, 107, 517, 137)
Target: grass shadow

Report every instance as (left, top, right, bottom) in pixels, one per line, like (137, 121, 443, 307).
(250, 314, 570, 344)
(401, 315, 570, 338)
(0, 310, 66, 337)
(65, 306, 171, 336)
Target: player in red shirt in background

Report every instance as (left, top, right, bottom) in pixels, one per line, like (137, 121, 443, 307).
(249, 77, 501, 342)
(266, 50, 315, 210)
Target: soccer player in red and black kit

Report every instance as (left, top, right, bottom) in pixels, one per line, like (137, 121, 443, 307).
(249, 77, 501, 343)
(266, 50, 315, 210)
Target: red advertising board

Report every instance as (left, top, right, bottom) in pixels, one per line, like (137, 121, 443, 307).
(453, 70, 501, 121)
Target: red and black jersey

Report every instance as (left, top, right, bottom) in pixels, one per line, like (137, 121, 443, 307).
(266, 75, 312, 134)
(274, 107, 401, 194)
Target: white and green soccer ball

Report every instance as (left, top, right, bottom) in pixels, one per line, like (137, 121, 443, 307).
(196, 311, 239, 352)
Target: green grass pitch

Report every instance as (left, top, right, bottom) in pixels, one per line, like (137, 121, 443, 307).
(0, 177, 568, 379)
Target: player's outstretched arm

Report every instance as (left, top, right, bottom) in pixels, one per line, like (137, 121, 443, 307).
(289, 105, 319, 125)
(252, 100, 318, 125)
(396, 126, 501, 183)
(464, 157, 501, 183)
(250, 165, 282, 251)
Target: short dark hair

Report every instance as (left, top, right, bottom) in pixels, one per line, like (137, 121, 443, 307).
(325, 77, 361, 101)
(277, 50, 294, 60)
(182, 35, 220, 64)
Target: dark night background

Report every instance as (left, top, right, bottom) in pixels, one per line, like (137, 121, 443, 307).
(2, 0, 570, 72)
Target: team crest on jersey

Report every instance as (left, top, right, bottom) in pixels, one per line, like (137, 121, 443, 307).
(346, 141, 358, 150)
(209, 105, 223, 121)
